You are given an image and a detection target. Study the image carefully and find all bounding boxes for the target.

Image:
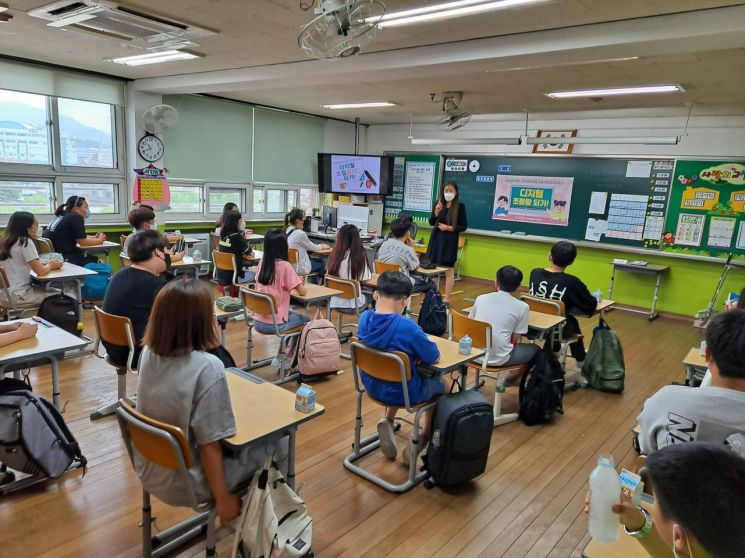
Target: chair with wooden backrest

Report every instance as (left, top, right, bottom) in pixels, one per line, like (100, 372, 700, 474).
(35, 237, 54, 255)
(116, 400, 218, 557)
(0, 267, 41, 320)
(241, 288, 304, 384)
(118, 234, 132, 268)
(209, 232, 220, 251)
(449, 310, 528, 426)
(288, 247, 319, 282)
(344, 341, 439, 493)
(325, 275, 367, 360)
(454, 237, 467, 281)
(212, 251, 240, 297)
(90, 306, 137, 420)
(374, 260, 401, 274)
(519, 294, 579, 369)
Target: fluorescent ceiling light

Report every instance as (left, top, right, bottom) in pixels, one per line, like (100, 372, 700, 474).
(411, 137, 522, 146)
(486, 56, 640, 72)
(376, 0, 548, 28)
(0, 4, 9, 13)
(526, 136, 680, 145)
(109, 50, 201, 66)
(321, 102, 396, 109)
(546, 85, 683, 98)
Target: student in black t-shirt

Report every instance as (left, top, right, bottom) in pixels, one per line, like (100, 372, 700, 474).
(102, 230, 169, 368)
(529, 241, 598, 365)
(43, 195, 105, 266)
(217, 210, 255, 286)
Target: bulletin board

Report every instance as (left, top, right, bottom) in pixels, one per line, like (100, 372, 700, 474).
(662, 160, 745, 258)
(383, 153, 442, 226)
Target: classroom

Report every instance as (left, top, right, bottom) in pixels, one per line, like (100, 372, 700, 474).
(1, 1, 744, 557)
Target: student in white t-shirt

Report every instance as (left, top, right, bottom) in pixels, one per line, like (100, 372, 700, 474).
(0, 211, 63, 308)
(327, 224, 373, 312)
(284, 208, 328, 282)
(469, 265, 539, 370)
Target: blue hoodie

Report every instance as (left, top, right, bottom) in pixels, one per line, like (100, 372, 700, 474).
(357, 309, 440, 406)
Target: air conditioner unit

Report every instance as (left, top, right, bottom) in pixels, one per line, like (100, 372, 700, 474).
(29, 0, 216, 49)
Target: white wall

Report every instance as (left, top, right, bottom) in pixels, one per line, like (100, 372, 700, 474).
(363, 108, 745, 158)
(323, 119, 367, 154)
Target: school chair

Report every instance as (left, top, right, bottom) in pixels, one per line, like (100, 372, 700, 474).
(374, 260, 401, 274)
(90, 306, 137, 420)
(519, 294, 579, 369)
(212, 250, 241, 297)
(288, 247, 318, 283)
(209, 232, 220, 251)
(241, 287, 303, 384)
(454, 237, 466, 281)
(116, 400, 218, 557)
(324, 275, 367, 360)
(344, 341, 439, 493)
(0, 267, 42, 320)
(35, 237, 55, 255)
(448, 310, 528, 426)
(118, 235, 132, 268)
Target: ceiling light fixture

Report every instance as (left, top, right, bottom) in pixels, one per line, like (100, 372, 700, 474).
(411, 137, 522, 146)
(0, 3, 8, 13)
(108, 50, 202, 66)
(321, 102, 397, 109)
(526, 136, 680, 145)
(546, 85, 683, 98)
(486, 56, 640, 73)
(376, 0, 548, 28)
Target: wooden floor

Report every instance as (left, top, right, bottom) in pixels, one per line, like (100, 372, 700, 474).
(0, 279, 701, 558)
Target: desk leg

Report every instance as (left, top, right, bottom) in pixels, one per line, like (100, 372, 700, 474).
(608, 264, 616, 300)
(287, 429, 296, 490)
(49, 355, 61, 411)
(650, 272, 662, 321)
(74, 278, 84, 317)
(325, 299, 332, 321)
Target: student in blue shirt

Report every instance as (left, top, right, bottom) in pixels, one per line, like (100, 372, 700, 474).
(357, 271, 441, 466)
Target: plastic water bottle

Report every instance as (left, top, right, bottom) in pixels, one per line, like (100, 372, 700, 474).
(193, 249, 202, 261)
(458, 334, 472, 355)
(593, 289, 603, 303)
(589, 455, 621, 543)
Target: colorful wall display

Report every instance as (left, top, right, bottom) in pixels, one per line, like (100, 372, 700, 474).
(492, 175, 573, 226)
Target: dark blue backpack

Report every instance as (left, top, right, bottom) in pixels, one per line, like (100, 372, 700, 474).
(81, 262, 112, 301)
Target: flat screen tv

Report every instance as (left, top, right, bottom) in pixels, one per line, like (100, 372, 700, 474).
(317, 153, 394, 195)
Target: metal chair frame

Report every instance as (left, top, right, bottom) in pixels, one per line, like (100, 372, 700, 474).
(324, 275, 366, 360)
(0, 267, 41, 320)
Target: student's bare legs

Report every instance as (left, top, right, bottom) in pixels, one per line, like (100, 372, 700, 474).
(379, 406, 435, 461)
(443, 267, 454, 302)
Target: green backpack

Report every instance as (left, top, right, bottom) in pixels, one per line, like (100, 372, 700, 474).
(581, 319, 625, 393)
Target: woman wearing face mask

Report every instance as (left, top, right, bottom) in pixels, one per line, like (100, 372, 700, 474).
(426, 181, 468, 303)
(43, 195, 106, 266)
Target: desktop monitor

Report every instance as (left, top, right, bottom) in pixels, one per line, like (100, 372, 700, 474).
(322, 205, 337, 229)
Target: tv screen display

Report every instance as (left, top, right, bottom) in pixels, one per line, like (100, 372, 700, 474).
(318, 153, 393, 195)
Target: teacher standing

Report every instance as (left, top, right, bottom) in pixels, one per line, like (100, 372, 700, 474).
(426, 180, 467, 304)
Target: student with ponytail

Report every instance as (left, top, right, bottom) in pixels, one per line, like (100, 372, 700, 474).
(284, 207, 329, 284)
(43, 195, 105, 266)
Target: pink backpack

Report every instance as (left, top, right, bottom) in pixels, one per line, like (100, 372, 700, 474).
(295, 309, 341, 379)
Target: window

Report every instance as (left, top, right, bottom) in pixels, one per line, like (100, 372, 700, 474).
(62, 183, 117, 214)
(252, 188, 264, 215)
(208, 187, 242, 214)
(0, 181, 54, 215)
(169, 185, 202, 213)
(287, 190, 297, 210)
(299, 187, 316, 214)
(58, 98, 115, 168)
(266, 189, 284, 214)
(0, 89, 50, 165)
(250, 183, 318, 219)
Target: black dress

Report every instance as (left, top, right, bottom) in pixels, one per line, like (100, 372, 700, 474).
(426, 202, 467, 267)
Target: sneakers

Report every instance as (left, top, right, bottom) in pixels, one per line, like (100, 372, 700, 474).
(377, 419, 397, 459)
(402, 436, 428, 468)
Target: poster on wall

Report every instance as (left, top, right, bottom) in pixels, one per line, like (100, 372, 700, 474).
(403, 161, 436, 212)
(134, 165, 170, 210)
(675, 213, 705, 246)
(492, 174, 574, 226)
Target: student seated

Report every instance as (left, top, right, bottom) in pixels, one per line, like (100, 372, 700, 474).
(528, 241, 597, 366)
(327, 224, 373, 312)
(43, 195, 105, 266)
(217, 210, 256, 285)
(136, 277, 286, 523)
(357, 271, 441, 465)
(0, 321, 38, 348)
(376, 216, 430, 293)
(587, 442, 745, 558)
(214, 202, 238, 235)
(285, 208, 328, 283)
(469, 265, 539, 371)
(122, 205, 183, 260)
(253, 228, 310, 334)
(0, 211, 64, 308)
(637, 310, 745, 454)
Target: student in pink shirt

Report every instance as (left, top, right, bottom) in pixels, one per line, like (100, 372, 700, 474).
(253, 228, 309, 333)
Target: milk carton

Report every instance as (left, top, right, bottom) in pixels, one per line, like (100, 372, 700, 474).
(295, 383, 316, 413)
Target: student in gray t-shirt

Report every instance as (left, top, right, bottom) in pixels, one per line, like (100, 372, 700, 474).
(135, 277, 287, 524)
(376, 217, 429, 292)
(637, 310, 745, 455)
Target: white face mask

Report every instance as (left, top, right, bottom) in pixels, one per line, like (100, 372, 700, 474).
(672, 525, 694, 558)
(238, 221, 246, 232)
(444, 192, 456, 202)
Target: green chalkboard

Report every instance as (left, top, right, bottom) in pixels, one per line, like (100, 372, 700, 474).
(441, 155, 675, 250)
(383, 153, 441, 226)
(662, 160, 745, 260)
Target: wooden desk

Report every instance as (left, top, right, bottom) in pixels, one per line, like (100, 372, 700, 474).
(78, 240, 120, 259)
(415, 265, 448, 290)
(291, 283, 343, 319)
(427, 335, 485, 375)
(224, 370, 325, 489)
(683, 346, 708, 385)
(180, 236, 200, 257)
(31, 262, 97, 314)
(608, 262, 669, 320)
(215, 302, 243, 347)
(461, 307, 566, 339)
(170, 256, 209, 275)
(361, 273, 379, 290)
(246, 233, 264, 244)
(309, 246, 332, 257)
(246, 249, 263, 264)
(594, 299, 616, 316)
(0, 318, 89, 410)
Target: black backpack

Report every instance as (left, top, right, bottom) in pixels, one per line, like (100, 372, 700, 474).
(424, 390, 493, 488)
(417, 285, 447, 336)
(38, 293, 82, 336)
(518, 344, 565, 426)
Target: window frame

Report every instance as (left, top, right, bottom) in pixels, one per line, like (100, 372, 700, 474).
(250, 182, 319, 221)
(205, 183, 248, 217)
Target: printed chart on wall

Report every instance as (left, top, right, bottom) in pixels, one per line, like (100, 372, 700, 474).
(662, 160, 745, 259)
(441, 155, 674, 250)
(383, 154, 441, 225)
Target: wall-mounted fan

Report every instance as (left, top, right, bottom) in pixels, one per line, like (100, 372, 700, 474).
(141, 104, 179, 135)
(432, 91, 472, 131)
(298, 0, 385, 60)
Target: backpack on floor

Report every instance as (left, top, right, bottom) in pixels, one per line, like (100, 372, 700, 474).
(81, 262, 112, 301)
(232, 456, 312, 558)
(295, 308, 341, 380)
(424, 390, 493, 488)
(0, 389, 86, 481)
(581, 319, 625, 393)
(417, 285, 447, 336)
(38, 293, 83, 336)
(518, 343, 565, 426)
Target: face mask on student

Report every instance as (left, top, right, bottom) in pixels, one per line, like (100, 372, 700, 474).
(672, 525, 694, 558)
(157, 251, 171, 271)
(238, 220, 246, 232)
(444, 192, 456, 202)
